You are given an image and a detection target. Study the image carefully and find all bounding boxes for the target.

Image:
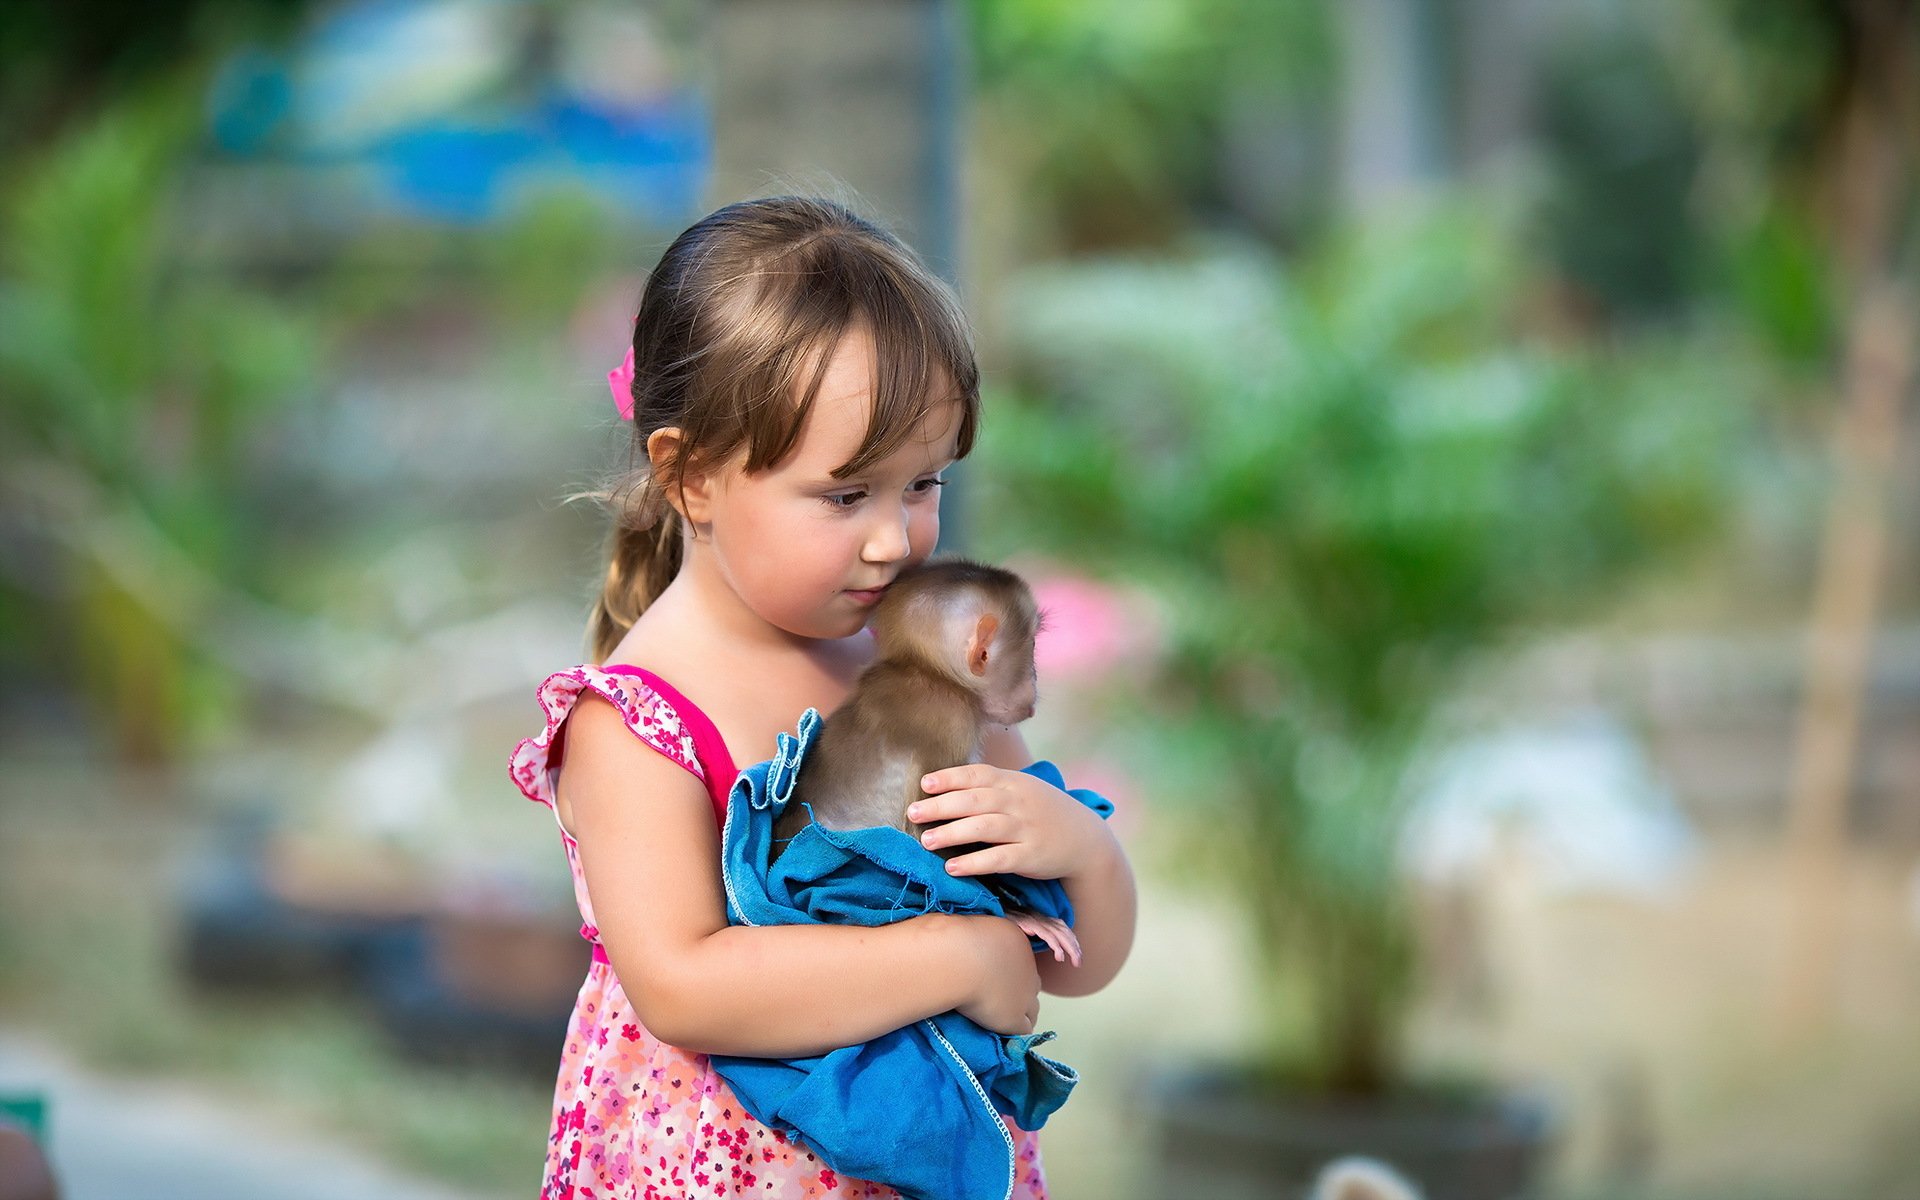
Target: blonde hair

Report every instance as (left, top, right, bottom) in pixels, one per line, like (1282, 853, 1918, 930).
(575, 194, 981, 663)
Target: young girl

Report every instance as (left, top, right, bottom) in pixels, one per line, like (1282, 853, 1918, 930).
(508, 195, 1137, 1200)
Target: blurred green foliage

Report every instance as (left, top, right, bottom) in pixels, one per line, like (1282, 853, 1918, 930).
(974, 198, 1750, 1093)
(1534, 13, 1702, 320)
(478, 188, 623, 329)
(0, 26, 631, 761)
(0, 86, 316, 500)
(0, 75, 322, 762)
(0, 0, 308, 158)
(968, 0, 1337, 249)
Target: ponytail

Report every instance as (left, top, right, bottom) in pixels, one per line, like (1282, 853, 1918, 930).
(581, 465, 685, 664)
(584, 518, 680, 664)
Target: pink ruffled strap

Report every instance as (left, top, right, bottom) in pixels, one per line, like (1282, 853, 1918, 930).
(507, 665, 707, 836)
(606, 665, 740, 795)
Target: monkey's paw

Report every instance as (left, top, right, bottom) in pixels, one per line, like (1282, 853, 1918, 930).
(1006, 910, 1082, 968)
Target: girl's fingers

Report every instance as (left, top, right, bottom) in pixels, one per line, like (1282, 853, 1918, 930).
(908, 788, 997, 824)
(942, 845, 1012, 877)
(921, 764, 997, 794)
(916, 813, 1003, 851)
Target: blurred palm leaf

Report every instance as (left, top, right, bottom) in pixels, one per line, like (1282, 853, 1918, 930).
(0, 79, 319, 762)
(976, 199, 1746, 1091)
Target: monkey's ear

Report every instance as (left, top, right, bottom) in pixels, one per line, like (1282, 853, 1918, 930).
(967, 612, 1000, 676)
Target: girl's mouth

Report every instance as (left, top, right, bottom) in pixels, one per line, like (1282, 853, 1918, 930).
(847, 586, 889, 604)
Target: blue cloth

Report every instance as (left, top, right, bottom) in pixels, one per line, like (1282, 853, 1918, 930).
(709, 706, 1115, 1200)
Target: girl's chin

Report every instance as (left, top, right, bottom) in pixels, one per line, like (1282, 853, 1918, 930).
(815, 608, 876, 638)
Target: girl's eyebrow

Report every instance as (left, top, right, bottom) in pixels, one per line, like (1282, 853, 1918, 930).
(814, 453, 957, 488)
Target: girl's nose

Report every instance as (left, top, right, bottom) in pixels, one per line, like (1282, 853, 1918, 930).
(863, 503, 913, 563)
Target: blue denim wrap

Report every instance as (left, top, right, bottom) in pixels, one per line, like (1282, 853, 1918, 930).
(709, 706, 1115, 1200)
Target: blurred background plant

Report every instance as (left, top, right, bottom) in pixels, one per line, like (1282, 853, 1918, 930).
(973, 198, 1752, 1095)
(0, 74, 321, 764)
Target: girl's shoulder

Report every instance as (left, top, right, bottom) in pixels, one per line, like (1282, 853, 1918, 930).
(507, 662, 708, 818)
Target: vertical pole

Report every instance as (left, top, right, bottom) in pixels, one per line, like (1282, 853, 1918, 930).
(1776, 0, 1917, 1036)
(1780, 285, 1913, 1032)
(1338, 0, 1451, 209)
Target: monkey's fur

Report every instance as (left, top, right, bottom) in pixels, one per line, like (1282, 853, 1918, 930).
(771, 558, 1079, 964)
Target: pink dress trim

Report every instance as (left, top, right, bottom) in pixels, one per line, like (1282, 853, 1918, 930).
(600, 664, 741, 798)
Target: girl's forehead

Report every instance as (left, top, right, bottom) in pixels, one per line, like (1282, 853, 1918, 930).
(790, 377, 962, 475)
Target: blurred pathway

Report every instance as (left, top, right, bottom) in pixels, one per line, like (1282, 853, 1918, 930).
(0, 1030, 502, 1200)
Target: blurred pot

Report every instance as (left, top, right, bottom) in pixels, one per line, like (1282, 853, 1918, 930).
(1135, 1062, 1556, 1200)
(426, 906, 588, 1016)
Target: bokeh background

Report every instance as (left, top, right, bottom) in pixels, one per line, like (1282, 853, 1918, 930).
(1, 0, 1916, 1197)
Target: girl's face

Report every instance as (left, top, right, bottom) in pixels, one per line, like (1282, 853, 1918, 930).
(691, 324, 962, 643)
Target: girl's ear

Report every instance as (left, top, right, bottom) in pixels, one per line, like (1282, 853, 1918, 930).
(646, 427, 721, 526)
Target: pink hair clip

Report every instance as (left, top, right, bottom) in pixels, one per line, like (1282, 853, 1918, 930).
(608, 346, 636, 421)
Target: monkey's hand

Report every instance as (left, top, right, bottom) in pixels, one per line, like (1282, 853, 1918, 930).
(1003, 909, 1083, 967)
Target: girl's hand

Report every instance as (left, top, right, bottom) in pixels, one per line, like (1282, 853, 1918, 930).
(952, 914, 1042, 1035)
(908, 764, 1112, 882)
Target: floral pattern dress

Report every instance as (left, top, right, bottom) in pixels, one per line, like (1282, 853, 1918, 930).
(509, 663, 1052, 1200)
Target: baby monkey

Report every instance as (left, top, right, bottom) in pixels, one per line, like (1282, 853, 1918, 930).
(772, 558, 1083, 967)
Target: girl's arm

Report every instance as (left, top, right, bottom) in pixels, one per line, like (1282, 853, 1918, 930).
(561, 695, 1016, 1058)
(978, 722, 1138, 998)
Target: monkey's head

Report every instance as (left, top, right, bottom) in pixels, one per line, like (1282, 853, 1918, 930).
(870, 558, 1043, 725)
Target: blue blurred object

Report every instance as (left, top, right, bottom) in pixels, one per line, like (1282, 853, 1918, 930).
(202, 0, 708, 227)
(368, 91, 706, 223)
(0, 1094, 48, 1144)
(207, 46, 296, 155)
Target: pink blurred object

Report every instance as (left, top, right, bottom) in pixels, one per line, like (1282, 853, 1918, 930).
(608, 346, 636, 421)
(1054, 758, 1143, 841)
(1028, 571, 1156, 679)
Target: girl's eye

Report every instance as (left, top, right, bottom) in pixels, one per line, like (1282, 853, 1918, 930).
(820, 477, 946, 512)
